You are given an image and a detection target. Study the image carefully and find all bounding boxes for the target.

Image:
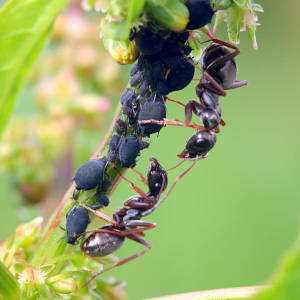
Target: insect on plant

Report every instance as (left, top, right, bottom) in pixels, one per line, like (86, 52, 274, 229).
(139, 31, 247, 161)
(72, 158, 196, 285)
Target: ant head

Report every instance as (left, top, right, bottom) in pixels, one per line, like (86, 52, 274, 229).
(147, 158, 168, 197)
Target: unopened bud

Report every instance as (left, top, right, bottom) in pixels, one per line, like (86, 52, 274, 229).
(15, 217, 43, 248)
(145, 0, 189, 32)
(48, 275, 77, 294)
(103, 39, 138, 65)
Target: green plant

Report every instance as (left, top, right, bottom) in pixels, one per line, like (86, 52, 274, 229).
(6, 1, 297, 300)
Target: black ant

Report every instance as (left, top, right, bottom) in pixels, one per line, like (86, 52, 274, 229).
(184, 34, 247, 128)
(77, 158, 195, 285)
(138, 33, 247, 160)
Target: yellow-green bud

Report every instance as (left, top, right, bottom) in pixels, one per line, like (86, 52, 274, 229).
(145, 0, 189, 32)
(15, 217, 43, 248)
(103, 39, 139, 64)
(49, 277, 77, 294)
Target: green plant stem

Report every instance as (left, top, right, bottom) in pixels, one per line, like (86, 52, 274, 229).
(31, 103, 124, 266)
(146, 286, 265, 300)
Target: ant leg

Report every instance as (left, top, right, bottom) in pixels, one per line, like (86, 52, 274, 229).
(165, 97, 186, 108)
(138, 119, 205, 131)
(92, 226, 153, 237)
(185, 100, 204, 124)
(142, 161, 197, 217)
(131, 168, 148, 186)
(84, 233, 151, 286)
(123, 220, 156, 230)
(167, 160, 186, 172)
(202, 72, 226, 96)
(80, 204, 117, 226)
(118, 172, 149, 199)
(227, 80, 248, 90)
(206, 29, 240, 54)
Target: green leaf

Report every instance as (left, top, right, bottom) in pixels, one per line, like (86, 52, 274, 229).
(0, 261, 19, 300)
(127, 0, 145, 24)
(226, 3, 245, 44)
(251, 239, 300, 300)
(0, 0, 69, 137)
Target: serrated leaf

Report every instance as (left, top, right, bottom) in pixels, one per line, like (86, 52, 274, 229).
(0, 0, 69, 138)
(226, 4, 245, 44)
(213, 1, 262, 48)
(127, 0, 145, 24)
(0, 261, 19, 300)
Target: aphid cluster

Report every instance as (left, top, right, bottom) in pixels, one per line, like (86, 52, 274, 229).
(106, 17, 212, 168)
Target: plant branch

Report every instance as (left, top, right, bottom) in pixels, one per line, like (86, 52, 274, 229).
(146, 286, 266, 300)
(31, 102, 123, 266)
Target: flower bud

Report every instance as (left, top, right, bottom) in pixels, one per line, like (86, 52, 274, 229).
(145, 0, 189, 32)
(48, 275, 77, 294)
(103, 39, 138, 64)
(15, 217, 43, 248)
(18, 267, 46, 292)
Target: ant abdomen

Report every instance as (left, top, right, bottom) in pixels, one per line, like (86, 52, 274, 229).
(202, 44, 237, 89)
(178, 130, 216, 159)
(82, 231, 125, 257)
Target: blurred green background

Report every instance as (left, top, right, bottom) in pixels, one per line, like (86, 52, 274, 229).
(1, 1, 300, 299)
